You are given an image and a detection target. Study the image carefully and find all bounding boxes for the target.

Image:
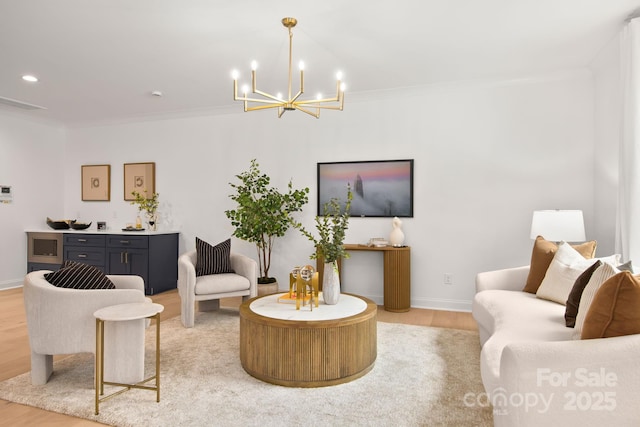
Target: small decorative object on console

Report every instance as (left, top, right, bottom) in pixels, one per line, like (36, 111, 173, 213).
(367, 237, 388, 247)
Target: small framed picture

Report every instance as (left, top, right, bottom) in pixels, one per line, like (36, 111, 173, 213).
(81, 164, 111, 201)
(124, 162, 155, 201)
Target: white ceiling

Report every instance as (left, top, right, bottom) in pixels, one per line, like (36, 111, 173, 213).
(1, 0, 639, 126)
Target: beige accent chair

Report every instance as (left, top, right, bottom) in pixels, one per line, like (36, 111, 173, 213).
(178, 250, 257, 328)
(23, 270, 148, 385)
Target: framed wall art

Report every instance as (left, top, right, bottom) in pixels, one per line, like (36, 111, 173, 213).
(124, 162, 155, 201)
(81, 164, 111, 201)
(317, 159, 414, 217)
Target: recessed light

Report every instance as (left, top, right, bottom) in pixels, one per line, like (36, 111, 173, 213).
(22, 75, 38, 83)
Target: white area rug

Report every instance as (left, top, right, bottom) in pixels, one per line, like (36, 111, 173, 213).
(0, 310, 492, 426)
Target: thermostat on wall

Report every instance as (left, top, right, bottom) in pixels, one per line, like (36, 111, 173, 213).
(1, 185, 12, 204)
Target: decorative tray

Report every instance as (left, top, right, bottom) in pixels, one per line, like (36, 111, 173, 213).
(122, 228, 146, 232)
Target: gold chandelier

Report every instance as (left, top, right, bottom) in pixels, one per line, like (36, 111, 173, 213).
(232, 17, 345, 119)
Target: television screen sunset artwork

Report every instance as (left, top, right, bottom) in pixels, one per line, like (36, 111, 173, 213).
(317, 159, 414, 217)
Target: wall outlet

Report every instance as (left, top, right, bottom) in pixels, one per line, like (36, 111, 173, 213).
(444, 273, 453, 285)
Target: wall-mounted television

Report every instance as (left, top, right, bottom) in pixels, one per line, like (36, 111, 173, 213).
(317, 159, 414, 217)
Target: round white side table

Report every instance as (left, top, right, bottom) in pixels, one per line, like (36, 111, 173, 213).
(94, 302, 164, 415)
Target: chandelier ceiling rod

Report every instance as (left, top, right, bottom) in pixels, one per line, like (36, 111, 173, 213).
(232, 17, 345, 119)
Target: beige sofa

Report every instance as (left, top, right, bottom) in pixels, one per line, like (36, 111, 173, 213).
(473, 265, 640, 426)
(23, 270, 148, 385)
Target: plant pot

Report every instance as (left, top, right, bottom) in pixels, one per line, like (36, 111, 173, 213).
(257, 281, 279, 296)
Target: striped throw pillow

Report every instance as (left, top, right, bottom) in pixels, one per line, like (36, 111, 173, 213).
(195, 237, 234, 276)
(45, 261, 115, 289)
(572, 262, 620, 339)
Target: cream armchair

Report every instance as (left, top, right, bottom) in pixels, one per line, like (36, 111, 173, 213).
(178, 250, 257, 328)
(23, 270, 148, 385)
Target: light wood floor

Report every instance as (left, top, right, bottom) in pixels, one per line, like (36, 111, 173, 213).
(0, 287, 478, 426)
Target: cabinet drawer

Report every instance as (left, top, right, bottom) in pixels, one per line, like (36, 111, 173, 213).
(64, 247, 106, 266)
(107, 235, 148, 249)
(64, 234, 105, 247)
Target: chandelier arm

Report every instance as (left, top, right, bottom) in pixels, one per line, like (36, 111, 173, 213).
(291, 90, 304, 102)
(295, 103, 340, 110)
(294, 105, 320, 119)
(305, 104, 342, 111)
(236, 96, 284, 105)
(253, 89, 283, 103)
(278, 107, 286, 118)
(296, 94, 345, 110)
(295, 96, 338, 105)
(246, 104, 284, 112)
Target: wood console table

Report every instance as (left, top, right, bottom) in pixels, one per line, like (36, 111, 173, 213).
(316, 244, 411, 312)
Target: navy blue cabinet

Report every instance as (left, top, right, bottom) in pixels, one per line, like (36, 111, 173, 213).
(65, 232, 178, 295)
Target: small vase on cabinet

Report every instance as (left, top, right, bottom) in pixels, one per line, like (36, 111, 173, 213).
(322, 261, 341, 305)
(147, 214, 158, 231)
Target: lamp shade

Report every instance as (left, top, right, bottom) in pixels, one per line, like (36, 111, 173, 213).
(530, 210, 586, 242)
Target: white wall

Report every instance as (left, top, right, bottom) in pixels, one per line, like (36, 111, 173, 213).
(591, 34, 622, 257)
(55, 70, 597, 310)
(0, 113, 66, 289)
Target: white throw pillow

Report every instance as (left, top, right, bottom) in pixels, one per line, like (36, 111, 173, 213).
(595, 253, 621, 266)
(572, 262, 620, 339)
(536, 242, 594, 305)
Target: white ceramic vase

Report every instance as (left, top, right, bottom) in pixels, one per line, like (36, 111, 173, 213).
(389, 216, 405, 247)
(322, 261, 341, 305)
(147, 213, 158, 231)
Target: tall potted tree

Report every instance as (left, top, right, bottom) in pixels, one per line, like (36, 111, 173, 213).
(225, 159, 309, 293)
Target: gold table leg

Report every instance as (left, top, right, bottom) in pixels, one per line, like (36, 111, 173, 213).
(94, 312, 161, 414)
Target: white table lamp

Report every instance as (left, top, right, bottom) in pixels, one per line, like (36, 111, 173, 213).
(530, 210, 586, 242)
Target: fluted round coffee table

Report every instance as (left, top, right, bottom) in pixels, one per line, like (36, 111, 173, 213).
(239, 293, 377, 387)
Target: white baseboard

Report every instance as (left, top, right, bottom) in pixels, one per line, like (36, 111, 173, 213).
(410, 297, 472, 313)
(357, 293, 472, 313)
(0, 279, 22, 291)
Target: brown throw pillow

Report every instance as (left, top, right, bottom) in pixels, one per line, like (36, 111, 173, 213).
(523, 236, 597, 293)
(581, 271, 640, 339)
(564, 260, 602, 327)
